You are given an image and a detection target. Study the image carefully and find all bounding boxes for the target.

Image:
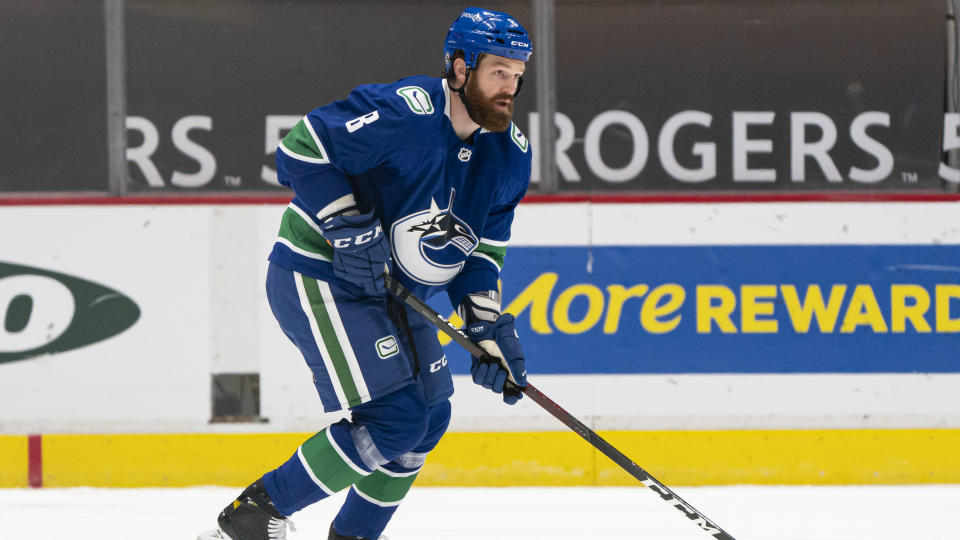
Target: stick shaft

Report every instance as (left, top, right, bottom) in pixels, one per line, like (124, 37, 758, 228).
(383, 275, 735, 540)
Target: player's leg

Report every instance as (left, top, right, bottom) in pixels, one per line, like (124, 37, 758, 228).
(329, 305, 455, 539)
(329, 398, 451, 540)
(261, 264, 428, 509)
(261, 384, 429, 514)
(199, 264, 423, 539)
(210, 385, 430, 540)
(267, 265, 418, 413)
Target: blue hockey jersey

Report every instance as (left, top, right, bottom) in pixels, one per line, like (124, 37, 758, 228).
(268, 75, 532, 308)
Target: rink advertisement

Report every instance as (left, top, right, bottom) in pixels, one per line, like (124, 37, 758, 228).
(1, 202, 959, 488)
(0, 262, 140, 364)
(111, 0, 953, 192)
(0, 0, 952, 193)
(432, 246, 960, 375)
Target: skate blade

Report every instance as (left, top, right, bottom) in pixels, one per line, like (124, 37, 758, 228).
(196, 529, 229, 540)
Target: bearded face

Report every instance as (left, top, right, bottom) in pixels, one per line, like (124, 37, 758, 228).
(463, 69, 515, 132)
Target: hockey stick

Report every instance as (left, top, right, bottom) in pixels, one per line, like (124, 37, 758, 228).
(383, 274, 735, 540)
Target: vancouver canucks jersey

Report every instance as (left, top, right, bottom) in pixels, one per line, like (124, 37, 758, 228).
(268, 75, 531, 308)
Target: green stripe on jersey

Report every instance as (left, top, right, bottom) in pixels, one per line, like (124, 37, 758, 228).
(474, 242, 507, 270)
(354, 469, 420, 505)
(277, 206, 334, 260)
(299, 428, 367, 492)
(282, 119, 327, 161)
(299, 277, 364, 407)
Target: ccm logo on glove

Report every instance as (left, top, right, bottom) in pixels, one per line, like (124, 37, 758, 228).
(466, 313, 527, 405)
(320, 210, 392, 297)
(331, 225, 383, 249)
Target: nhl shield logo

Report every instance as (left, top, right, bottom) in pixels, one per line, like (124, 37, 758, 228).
(458, 147, 472, 162)
(391, 188, 478, 286)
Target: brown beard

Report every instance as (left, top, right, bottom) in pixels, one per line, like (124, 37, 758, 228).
(463, 75, 513, 132)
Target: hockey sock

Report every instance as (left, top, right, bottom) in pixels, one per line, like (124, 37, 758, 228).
(332, 462, 422, 539)
(262, 422, 373, 516)
(332, 399, 450, 538)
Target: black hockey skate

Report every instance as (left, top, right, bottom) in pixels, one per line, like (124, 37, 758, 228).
(196, 479, 296, 540)
(328, 523, 387, 540)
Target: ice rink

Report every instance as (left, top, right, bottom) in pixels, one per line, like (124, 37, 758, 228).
(1, 484, 957, 539)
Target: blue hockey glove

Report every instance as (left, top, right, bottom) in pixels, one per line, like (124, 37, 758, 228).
(467, 313, 527, 405)
(320, 210, 392, 297)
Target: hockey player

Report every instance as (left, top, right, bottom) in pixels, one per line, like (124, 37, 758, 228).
(198, 7, 532, 540)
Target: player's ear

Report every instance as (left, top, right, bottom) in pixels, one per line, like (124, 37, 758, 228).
(455, 57, 467, 85)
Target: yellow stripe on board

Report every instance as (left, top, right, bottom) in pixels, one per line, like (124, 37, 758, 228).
(2, 429, 957, 488)
(0, 435, 28, 488)
(591, 429, 960, 486)
(423, 432, 596, 486)
(425, 429, 960, 486)
(41, 433, 310, 487)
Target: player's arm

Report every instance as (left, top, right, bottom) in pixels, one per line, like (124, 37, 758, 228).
(447, 173, 526, 318)
(276, 117, 359, 219)
(276, 91, 399, 295)
(276, 89, 395, 220)
(449, 188, 528, 404)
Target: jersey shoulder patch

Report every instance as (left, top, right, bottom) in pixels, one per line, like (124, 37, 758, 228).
(510, 123, 529, 153)
(396, 85, 435, 115)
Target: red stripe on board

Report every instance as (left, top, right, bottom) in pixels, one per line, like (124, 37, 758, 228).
(0, 194, 291, 206)
(28, 434, 42, 488)
(2, 191, 960, 206)
(521, 191, 960, 203)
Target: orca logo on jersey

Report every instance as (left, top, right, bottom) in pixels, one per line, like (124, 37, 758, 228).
(391, 189, 479, 286)
(0, 262, 140, 364)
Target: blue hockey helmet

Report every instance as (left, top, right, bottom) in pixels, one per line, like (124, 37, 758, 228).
(443, 7, 533, 73)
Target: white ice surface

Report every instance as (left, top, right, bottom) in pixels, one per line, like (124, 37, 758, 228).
(0, 485, 957, 540)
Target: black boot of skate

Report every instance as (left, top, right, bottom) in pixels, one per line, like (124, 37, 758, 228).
(197, 479, 296, 540)
(328, 523, 386, 540)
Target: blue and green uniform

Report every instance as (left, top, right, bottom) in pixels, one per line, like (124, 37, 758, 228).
(261, 75, 531, 537)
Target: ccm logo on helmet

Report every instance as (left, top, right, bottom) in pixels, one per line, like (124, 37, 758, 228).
(510, 41, 530, 47)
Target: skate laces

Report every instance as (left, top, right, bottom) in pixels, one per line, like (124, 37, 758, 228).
(266, 516, 296, 539)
